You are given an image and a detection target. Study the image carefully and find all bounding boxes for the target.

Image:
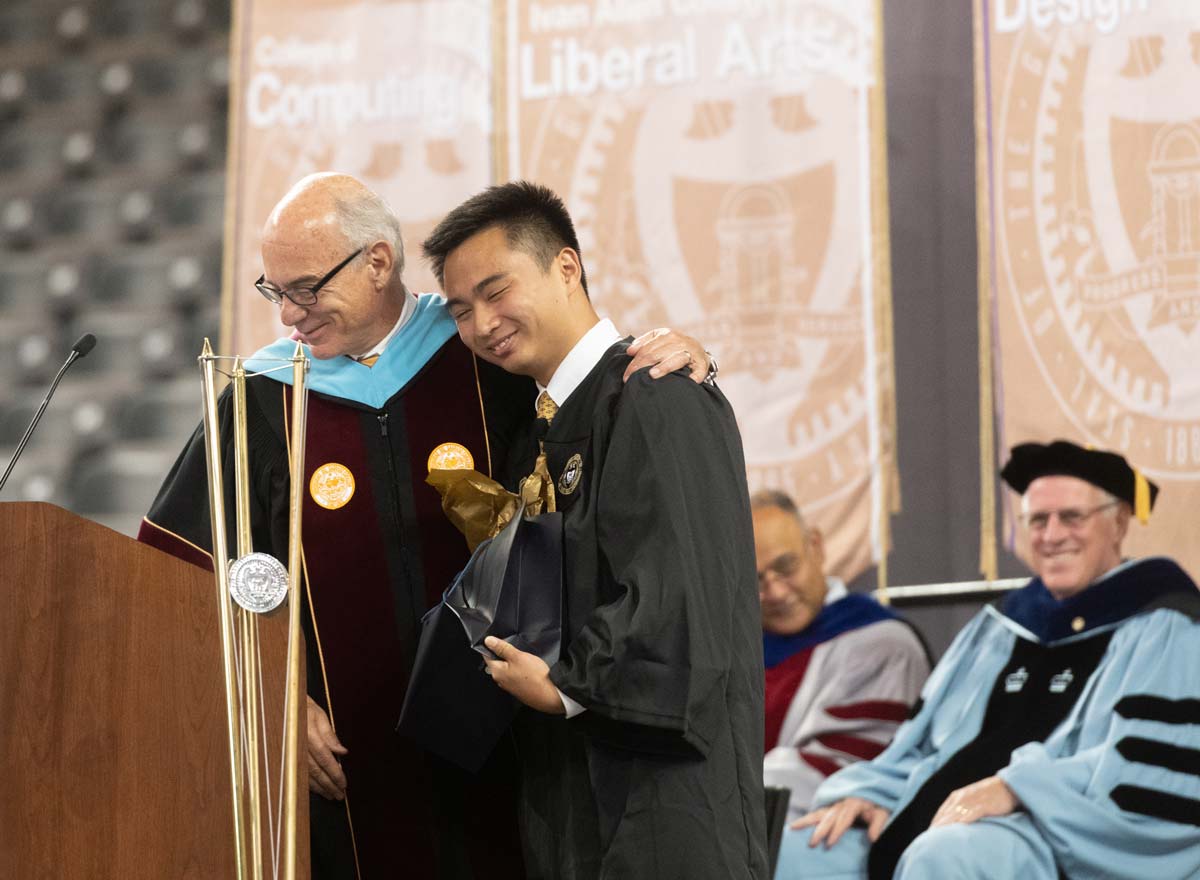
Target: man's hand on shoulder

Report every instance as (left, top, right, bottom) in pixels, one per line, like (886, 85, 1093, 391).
(930, 775, 1018, 828)
(791, 797, 891, 849)
(625, 328, 712, 384)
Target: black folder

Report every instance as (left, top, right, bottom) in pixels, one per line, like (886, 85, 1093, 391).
(397, 502, 562, 772)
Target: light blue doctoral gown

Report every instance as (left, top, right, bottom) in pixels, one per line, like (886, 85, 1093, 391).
(777, 556, 1200, 880)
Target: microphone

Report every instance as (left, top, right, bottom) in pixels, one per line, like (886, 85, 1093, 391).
(0, 333, 96, 496)
(72, 333, 96, 358)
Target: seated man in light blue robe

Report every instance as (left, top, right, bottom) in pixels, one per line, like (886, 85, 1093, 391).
(776, 439, 1200, 880)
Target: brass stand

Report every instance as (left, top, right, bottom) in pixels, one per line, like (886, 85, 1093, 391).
(199, 340, 308, 879)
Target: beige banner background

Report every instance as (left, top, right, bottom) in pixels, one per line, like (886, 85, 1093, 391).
(502, 0, 895, 582)
(223, 0, 897, 583)
(221, 0, 493, 355)
(977, 0, 1200, 577)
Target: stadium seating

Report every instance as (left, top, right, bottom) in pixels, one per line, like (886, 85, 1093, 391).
(0, 0, 229, 536)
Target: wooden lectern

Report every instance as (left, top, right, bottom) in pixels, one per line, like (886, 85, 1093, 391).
(0, 502, 309, 878)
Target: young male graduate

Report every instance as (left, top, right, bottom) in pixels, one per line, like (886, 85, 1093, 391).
(777, 440, 1200, 880)
(423, 180, 770, 880)
(138, 172, 712, 879)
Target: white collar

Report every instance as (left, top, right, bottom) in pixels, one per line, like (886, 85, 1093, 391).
(536, 318, 622, 410)
(353, 289, 415, 360)
(823, 576, 847, 606)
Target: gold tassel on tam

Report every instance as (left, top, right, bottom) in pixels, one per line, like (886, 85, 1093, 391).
(1134, 469, 1151, 524)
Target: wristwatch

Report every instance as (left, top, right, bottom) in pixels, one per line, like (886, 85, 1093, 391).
(704, 351, 719, 385)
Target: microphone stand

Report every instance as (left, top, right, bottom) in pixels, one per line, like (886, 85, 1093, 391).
(0, 336, 95, 496)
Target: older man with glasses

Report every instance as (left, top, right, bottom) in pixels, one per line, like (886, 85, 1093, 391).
(775, 439, 1200, 880)
(138, 172, 713, 880)
(753, 490, 929, 825)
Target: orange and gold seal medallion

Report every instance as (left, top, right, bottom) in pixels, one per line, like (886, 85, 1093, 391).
(309, 463, 356, 510)
(427, 442, 474, 473)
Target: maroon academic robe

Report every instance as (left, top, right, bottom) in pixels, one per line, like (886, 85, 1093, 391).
(140, 321, 532, 879)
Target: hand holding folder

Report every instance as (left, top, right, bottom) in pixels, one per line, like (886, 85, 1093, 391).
(397, 473, 563, 773)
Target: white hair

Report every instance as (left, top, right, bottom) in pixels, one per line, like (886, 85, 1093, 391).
(1096, 488, 1121, 519)
(333, 191, 405, 280)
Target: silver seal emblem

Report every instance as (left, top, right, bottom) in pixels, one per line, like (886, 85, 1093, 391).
(228, 552, 289, 613)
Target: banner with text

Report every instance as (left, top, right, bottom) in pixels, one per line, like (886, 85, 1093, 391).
(503, 0, 896, 581)
(222, 0, 493, 354)
(977, 0, 1200, 574)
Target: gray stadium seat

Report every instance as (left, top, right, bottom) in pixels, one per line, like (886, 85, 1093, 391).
(0, 5, 49, 49)
(116, 376, 202, 443)
(160, 170, 223, 229)
(68, 309, 179, 380)
(0, 444, 74, 507)
(93, 239, 219, 309)
(0, 254, 62, 318)
(1, 194, 39, 248)
(0, 319, 61, 387)
(1, 0, 229, 536)
(69, 445, 179, 519)
(0, 68, 28, 120)
(55, 5, 91, 49)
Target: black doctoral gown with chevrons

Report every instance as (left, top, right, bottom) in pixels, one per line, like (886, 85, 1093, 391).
(500, 340, 770, 880)
(140, 307, 534, 880)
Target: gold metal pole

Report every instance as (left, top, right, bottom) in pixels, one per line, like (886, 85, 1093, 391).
(232, 360, 264, 880)
(199, 339, 249, 880)
(283, 343, 309, 880)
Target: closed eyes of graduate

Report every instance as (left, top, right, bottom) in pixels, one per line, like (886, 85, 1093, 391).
(450, 285, 508, 322)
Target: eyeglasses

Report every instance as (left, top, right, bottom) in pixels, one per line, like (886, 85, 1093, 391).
(1019, 500, 1118, 532)
(254, 248, 363, 306)
(757, 552, 804, 589)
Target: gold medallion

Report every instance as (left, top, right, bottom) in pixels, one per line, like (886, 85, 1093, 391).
(558, 453, 583, 495)
(427, 442, 474, 472)
(309, 463, 356, 510)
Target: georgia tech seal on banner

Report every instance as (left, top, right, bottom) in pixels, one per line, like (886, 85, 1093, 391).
(979, 0, 1200, 575)
(503, 0, 896, 580)
(224, 0, 494, 355)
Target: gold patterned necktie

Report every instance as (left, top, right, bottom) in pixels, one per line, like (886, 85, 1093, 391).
(521, 391, 558, 513)
(536, 390, 558, 424)
(357, 353, 380, 368)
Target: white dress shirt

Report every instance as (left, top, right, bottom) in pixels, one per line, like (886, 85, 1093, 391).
(536, 318, 622, 412)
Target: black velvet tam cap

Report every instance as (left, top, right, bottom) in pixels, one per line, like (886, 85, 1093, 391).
(1000, 439, 1159, 522)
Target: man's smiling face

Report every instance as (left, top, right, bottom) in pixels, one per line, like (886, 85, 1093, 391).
(442, 225, 579, 385)
(258, 175, 400, 361)
(1022, 475, 1129, 599)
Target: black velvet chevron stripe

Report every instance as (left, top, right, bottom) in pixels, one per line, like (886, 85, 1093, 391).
(1116, 695, 1200, 726)
(1117, 736, 1200, 777)
(1111, 784, 1200, 827)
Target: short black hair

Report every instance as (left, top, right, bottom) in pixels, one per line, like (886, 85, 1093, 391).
(422, 180, 588, 294)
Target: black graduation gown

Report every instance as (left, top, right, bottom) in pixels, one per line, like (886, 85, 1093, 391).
(501, 342, 770, 880)
(139, 336, 532, 880)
